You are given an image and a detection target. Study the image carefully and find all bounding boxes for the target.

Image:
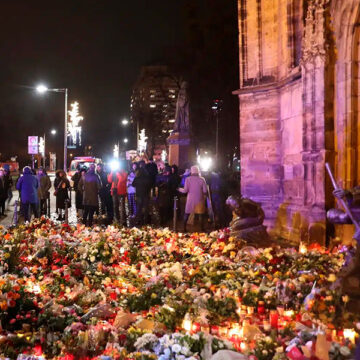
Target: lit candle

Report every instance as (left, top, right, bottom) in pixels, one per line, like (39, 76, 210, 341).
(182, 314, 192, 332)
(299, 242, 307, 254)
(240, 342, 247, 352)
(263, 320, 271, 332)
(247, 306, 254, 315)
(192, 322, 201, 333)
(284, 310, 294, 319)
(257, 301, 265, 315)
(344, 329, 357, 345)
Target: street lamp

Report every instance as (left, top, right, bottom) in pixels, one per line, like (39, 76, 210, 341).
(36, 84, 68, 172)
(121, 118, 129, 126)
(212, 99, 223, 161)
(123, 138, 128, 143)
(51, 129, 57, 135)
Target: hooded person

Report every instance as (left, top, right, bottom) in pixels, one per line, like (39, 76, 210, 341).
(178, 165, 208, 232)
(53, 169, 70, 221)
(16, 166, 39, 222)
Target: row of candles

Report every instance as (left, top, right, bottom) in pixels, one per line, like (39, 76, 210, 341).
(182, 303, 358, 350)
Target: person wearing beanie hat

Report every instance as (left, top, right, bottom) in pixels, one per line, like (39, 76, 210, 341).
(178, 164, 208, 232)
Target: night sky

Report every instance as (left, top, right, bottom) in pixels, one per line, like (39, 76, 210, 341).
(0, 0, 239, 166)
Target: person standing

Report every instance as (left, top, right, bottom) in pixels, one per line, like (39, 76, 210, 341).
(72, 166, 86, 217)
(178, 165, 208, 232)
(132, 167, 151, 226)
(37, 167, 51, 216)
(3, 167, 13, 211)
(127, 162, 138, 219)
(155, 165, 172, 226)
(0, 169, 7, 216)
(16, 166, 39, 222)
(108, 164, 128, 225)
(54, 170, 70, 221)
(78, 164, 101, 226)
(96, 163, 113, 222)
(145, 158, 158, 197)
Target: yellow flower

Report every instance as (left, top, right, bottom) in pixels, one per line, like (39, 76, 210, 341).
(151, 293, 157, 299)
(4, 253, 10, 259)
(328, 274, 336, 282)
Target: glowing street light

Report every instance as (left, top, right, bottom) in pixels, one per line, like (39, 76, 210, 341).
(123, 138, 128, 143)
(51, 129, 57, 135)
(121, 119, 129, 126)
(36, 84, 48, 94)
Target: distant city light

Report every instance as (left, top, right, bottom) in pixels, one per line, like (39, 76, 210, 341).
(149, 104, 156, 108)
(121, 119, 129, 125)
(113, 144, 119, 159)
(110, 159, 119, 172)
(51, 129, 57, 135)
(36, 85, 48, 93)
(123, 138, 128, 143)
(198, 155, 213, 172)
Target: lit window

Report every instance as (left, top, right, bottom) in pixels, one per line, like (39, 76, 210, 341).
(169, 89, 175, 93)
(150, 104, 156, 108)
(168, 119, 175, 123)
(150, 94, 155, 98)
(163, 104, 168, 108)
(169, 95, 176, 98)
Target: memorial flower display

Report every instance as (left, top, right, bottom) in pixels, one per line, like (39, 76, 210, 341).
(0, 218, 358, 360)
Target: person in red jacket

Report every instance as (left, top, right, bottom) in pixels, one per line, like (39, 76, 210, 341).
(108, 163, 128, 225)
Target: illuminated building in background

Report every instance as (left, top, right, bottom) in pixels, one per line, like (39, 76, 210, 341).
(130, 66, 180, 154)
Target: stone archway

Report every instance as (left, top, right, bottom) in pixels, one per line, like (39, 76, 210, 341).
(331, 0, 360, 189)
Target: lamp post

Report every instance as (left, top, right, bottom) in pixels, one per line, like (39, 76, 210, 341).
(36, 85, 68, 172)
(212, 99, 223, 162)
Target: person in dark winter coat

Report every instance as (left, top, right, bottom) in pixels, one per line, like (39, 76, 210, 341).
(0, 169, 7, 216)
(54, 170, 70, 221)
(16, 166, 39, 222)
(72, 166, 86, 216)
(145, 158, 158, 196)
(155, 166, 172, 226)
(78, 164, 101, 226)
(96, 163, 113, 222)
(209, 170, 227, 229)
(3, 168, 13, 210)
(37, 167, 51, 216)
(132, 167, 151, 226)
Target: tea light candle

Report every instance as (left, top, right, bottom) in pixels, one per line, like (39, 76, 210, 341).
(247, 306, 254, 315)
(263, 320, 271, 332)
(284, 310, 294, 319)
(344, 329, 357, 345)
(257, 301, 265, 315)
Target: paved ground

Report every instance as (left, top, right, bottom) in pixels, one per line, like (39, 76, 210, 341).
(0, 184, 215, 232)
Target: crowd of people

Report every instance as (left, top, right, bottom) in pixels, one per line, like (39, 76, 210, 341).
(2, 158, 238, 231)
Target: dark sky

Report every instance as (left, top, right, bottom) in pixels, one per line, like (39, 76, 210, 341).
(0, 0, 188, 162)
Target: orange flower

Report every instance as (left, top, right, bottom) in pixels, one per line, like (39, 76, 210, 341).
(0, 301, 8, 311)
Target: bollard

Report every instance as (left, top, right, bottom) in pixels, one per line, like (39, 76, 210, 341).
(47, 197, 51, 217)
(13, 200, 18, 226)
(173, 196, 178, 231)
(64, 200, 69, 224)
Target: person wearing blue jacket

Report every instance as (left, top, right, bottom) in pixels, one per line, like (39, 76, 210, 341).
(16, 166, 39, 222)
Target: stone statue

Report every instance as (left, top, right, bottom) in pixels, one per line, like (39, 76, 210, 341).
(226, 195, 270, 246)
(174, 81, 190, 133)
(327, 187, 360, 311)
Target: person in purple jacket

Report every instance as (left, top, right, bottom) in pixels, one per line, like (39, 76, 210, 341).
(16, 166, 39, 222)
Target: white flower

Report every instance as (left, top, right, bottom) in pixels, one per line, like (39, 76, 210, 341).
(181, 346, 190, 355)
(172, 344, 182, 353)
(276, 347, 284, 353)
(262, 350, 268, 355)
(164, 348, 171, 357)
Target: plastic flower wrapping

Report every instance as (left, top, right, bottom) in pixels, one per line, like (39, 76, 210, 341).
(0, 218, 358, 360)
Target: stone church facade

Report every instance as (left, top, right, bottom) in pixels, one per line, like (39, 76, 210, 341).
(234, 0, 360, 242)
